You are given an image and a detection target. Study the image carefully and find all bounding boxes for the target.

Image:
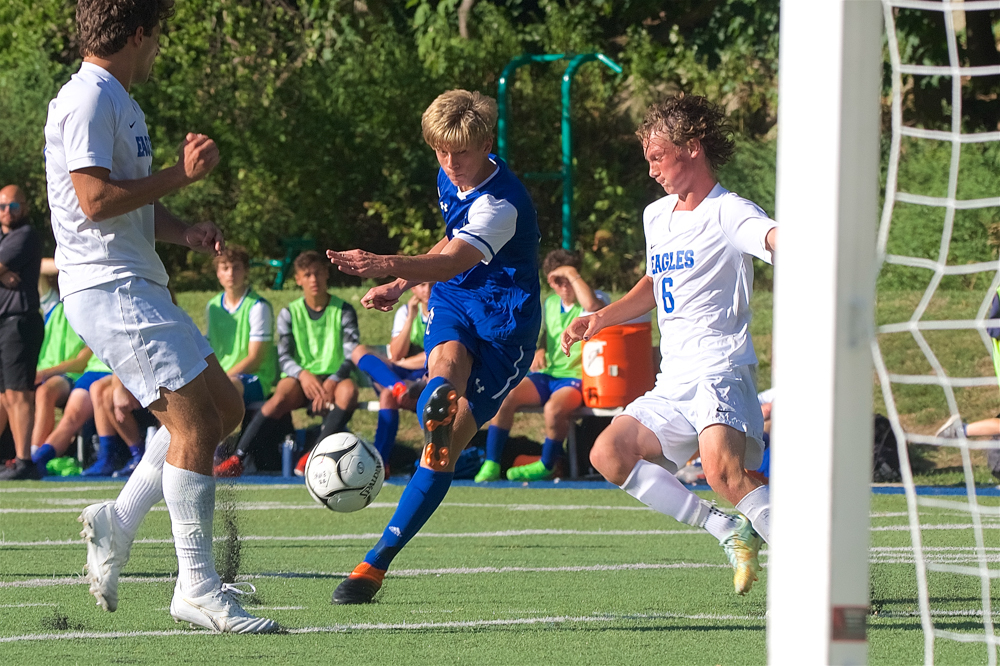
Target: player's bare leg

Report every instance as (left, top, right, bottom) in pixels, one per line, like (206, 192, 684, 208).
(478, 378, 540, 481)
(334, 341, 477, 604)
(699, 424, 769, 592)
(507, 385, 582, 481)
(150, 359, 277, 632)
(591, 416, 764, 594)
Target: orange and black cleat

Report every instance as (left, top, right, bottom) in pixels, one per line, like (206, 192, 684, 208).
(421, 381, 458, 471)
(332, 562, 386, 604)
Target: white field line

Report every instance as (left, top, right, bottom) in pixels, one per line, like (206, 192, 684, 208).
(0, 603, 58, 608)
(0, 485, 119, 494)
(0, 501, 658, 514)
(0, 611, 765, 643)
(0, 561, 730, 590)
(0, 528, 704, 548)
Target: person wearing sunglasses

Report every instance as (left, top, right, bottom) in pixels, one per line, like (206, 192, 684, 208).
(0, 184, 44, 480)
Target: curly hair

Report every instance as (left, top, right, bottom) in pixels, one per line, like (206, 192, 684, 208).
(77, 0, 175, 58)
(542, 249, 581, 276)
(635, 95, 735, 171)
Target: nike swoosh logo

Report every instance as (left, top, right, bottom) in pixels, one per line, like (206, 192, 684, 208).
(129, 121, 136, 128)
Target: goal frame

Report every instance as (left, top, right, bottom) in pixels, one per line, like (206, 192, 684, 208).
(769, 1, 884, 663)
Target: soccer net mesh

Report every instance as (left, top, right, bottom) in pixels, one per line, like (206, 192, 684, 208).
(874, 0, 1000, 662)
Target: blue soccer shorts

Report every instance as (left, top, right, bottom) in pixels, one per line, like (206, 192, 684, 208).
(424, 305, 535, 427)
(526, 372, 582, 404)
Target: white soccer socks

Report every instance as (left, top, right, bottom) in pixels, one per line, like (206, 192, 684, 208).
(621, 459, 740, 539)
(735, 485, 770, 543)
(163, 463, 221, 598)
(113, 426, 170, 540)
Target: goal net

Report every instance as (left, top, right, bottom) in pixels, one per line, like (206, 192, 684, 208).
(771, 0, 999, 664)
(874, 0, 1000, 663)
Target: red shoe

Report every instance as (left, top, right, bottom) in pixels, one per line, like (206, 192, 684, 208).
(213, 454, 244, 478)
(294, 452, 310, 477)
(391, 382, 408, 403)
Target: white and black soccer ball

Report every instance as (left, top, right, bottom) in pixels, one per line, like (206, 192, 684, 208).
(304, 432, 385, 513)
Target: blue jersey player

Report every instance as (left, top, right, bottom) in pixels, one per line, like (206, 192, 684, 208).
(326, 89, 541, 604)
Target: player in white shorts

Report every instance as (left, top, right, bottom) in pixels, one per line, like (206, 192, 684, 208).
(43, 0, 276, 633)
(563, 95, 775, 595)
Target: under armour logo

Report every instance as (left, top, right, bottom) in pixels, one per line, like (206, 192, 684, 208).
(475, 378, 484, 394)
(389, 526, 402, 537)
(440, 202, 449, 213)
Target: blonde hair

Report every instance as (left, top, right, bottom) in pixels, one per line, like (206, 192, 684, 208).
(421, 90, 498, 151)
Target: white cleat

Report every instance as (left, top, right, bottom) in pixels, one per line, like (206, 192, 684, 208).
(935, 414, 965, 440)
(170, 583, 279, 634)
(78, 501, 131, 612)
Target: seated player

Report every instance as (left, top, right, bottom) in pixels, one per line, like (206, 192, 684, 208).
(205, 245, 277, 407)
(219, 250, 359, 477)
(476, 249, 608, 482)
(31, 352, 112, 476)
(92, 374, 159, 478)
(937, 288, 1000, 443)
(351, 282, 432, 471)
(27, 299, 92, 475)
(562, 95, 775, 595)
(327, 89, 541, 604)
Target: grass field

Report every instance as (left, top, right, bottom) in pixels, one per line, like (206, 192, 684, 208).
(1, 480, 998, 665)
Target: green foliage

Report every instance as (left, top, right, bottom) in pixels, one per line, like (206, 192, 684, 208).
(3, 0, 994, 293)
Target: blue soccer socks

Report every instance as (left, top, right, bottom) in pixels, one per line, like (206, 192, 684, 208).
(540, 437, 564, 470)
(485, 425, 509, 464)
(363, 467, 454, 571)
(373, 409, 399, 463)
(357, 354, 402, 391)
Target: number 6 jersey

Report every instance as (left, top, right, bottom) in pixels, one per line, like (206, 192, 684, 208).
(643, 183, 776, 389)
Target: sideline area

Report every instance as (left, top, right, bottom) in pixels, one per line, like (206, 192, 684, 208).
(33, 474, 1000, 496)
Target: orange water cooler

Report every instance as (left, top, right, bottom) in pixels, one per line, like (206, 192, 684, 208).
(581, 322, 656, 408)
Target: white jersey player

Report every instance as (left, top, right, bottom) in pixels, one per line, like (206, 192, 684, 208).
(563, 95, 776, 595)
(44, 0, 276, 633)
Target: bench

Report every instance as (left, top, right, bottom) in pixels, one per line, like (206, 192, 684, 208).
(356, 401, 623, 480)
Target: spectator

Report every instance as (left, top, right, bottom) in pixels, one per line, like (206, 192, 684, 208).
(28, 298, 93, 474)
(219, 251, 359, 477)
(476, 249, 609, 482)
(29, 353, 112, 476)
(39, 258, 60, 317)
(351, 282, 432, 473)
(204, 245, 277, 407)
(92, 374, 158, 478)
(0, 184, 44, 480)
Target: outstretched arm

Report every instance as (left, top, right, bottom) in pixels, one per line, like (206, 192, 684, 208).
(561, 275, 656, 356)
(328, 236, 483, 284)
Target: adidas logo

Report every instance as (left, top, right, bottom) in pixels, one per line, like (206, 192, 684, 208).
(389, 526, 402, 537)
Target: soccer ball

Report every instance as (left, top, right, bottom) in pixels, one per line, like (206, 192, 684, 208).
(304, 432, 385, 513)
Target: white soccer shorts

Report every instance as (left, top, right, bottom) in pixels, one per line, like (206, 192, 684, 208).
(619, 364, 765, 473)
(63, 277, 213, 408)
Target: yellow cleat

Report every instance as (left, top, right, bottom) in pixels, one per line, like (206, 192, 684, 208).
(720, 515, 763, 595)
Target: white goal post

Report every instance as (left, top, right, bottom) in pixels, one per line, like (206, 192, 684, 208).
(769, 1, 884, 664)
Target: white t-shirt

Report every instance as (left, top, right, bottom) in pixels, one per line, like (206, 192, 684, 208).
(391, 303, 430, 339)
(644, 183, 776, 388)
(44, 62, 169, 297)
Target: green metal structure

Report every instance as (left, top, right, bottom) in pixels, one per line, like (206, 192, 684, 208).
(497, 53, 622, 250)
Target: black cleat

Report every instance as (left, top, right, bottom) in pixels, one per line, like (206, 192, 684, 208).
(421, 381, 458, 470)
(0, 458, 42, 481)
(332, 563, 385, 605)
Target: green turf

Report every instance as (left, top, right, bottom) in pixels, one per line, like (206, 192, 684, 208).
(1, 482, 998, 664)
